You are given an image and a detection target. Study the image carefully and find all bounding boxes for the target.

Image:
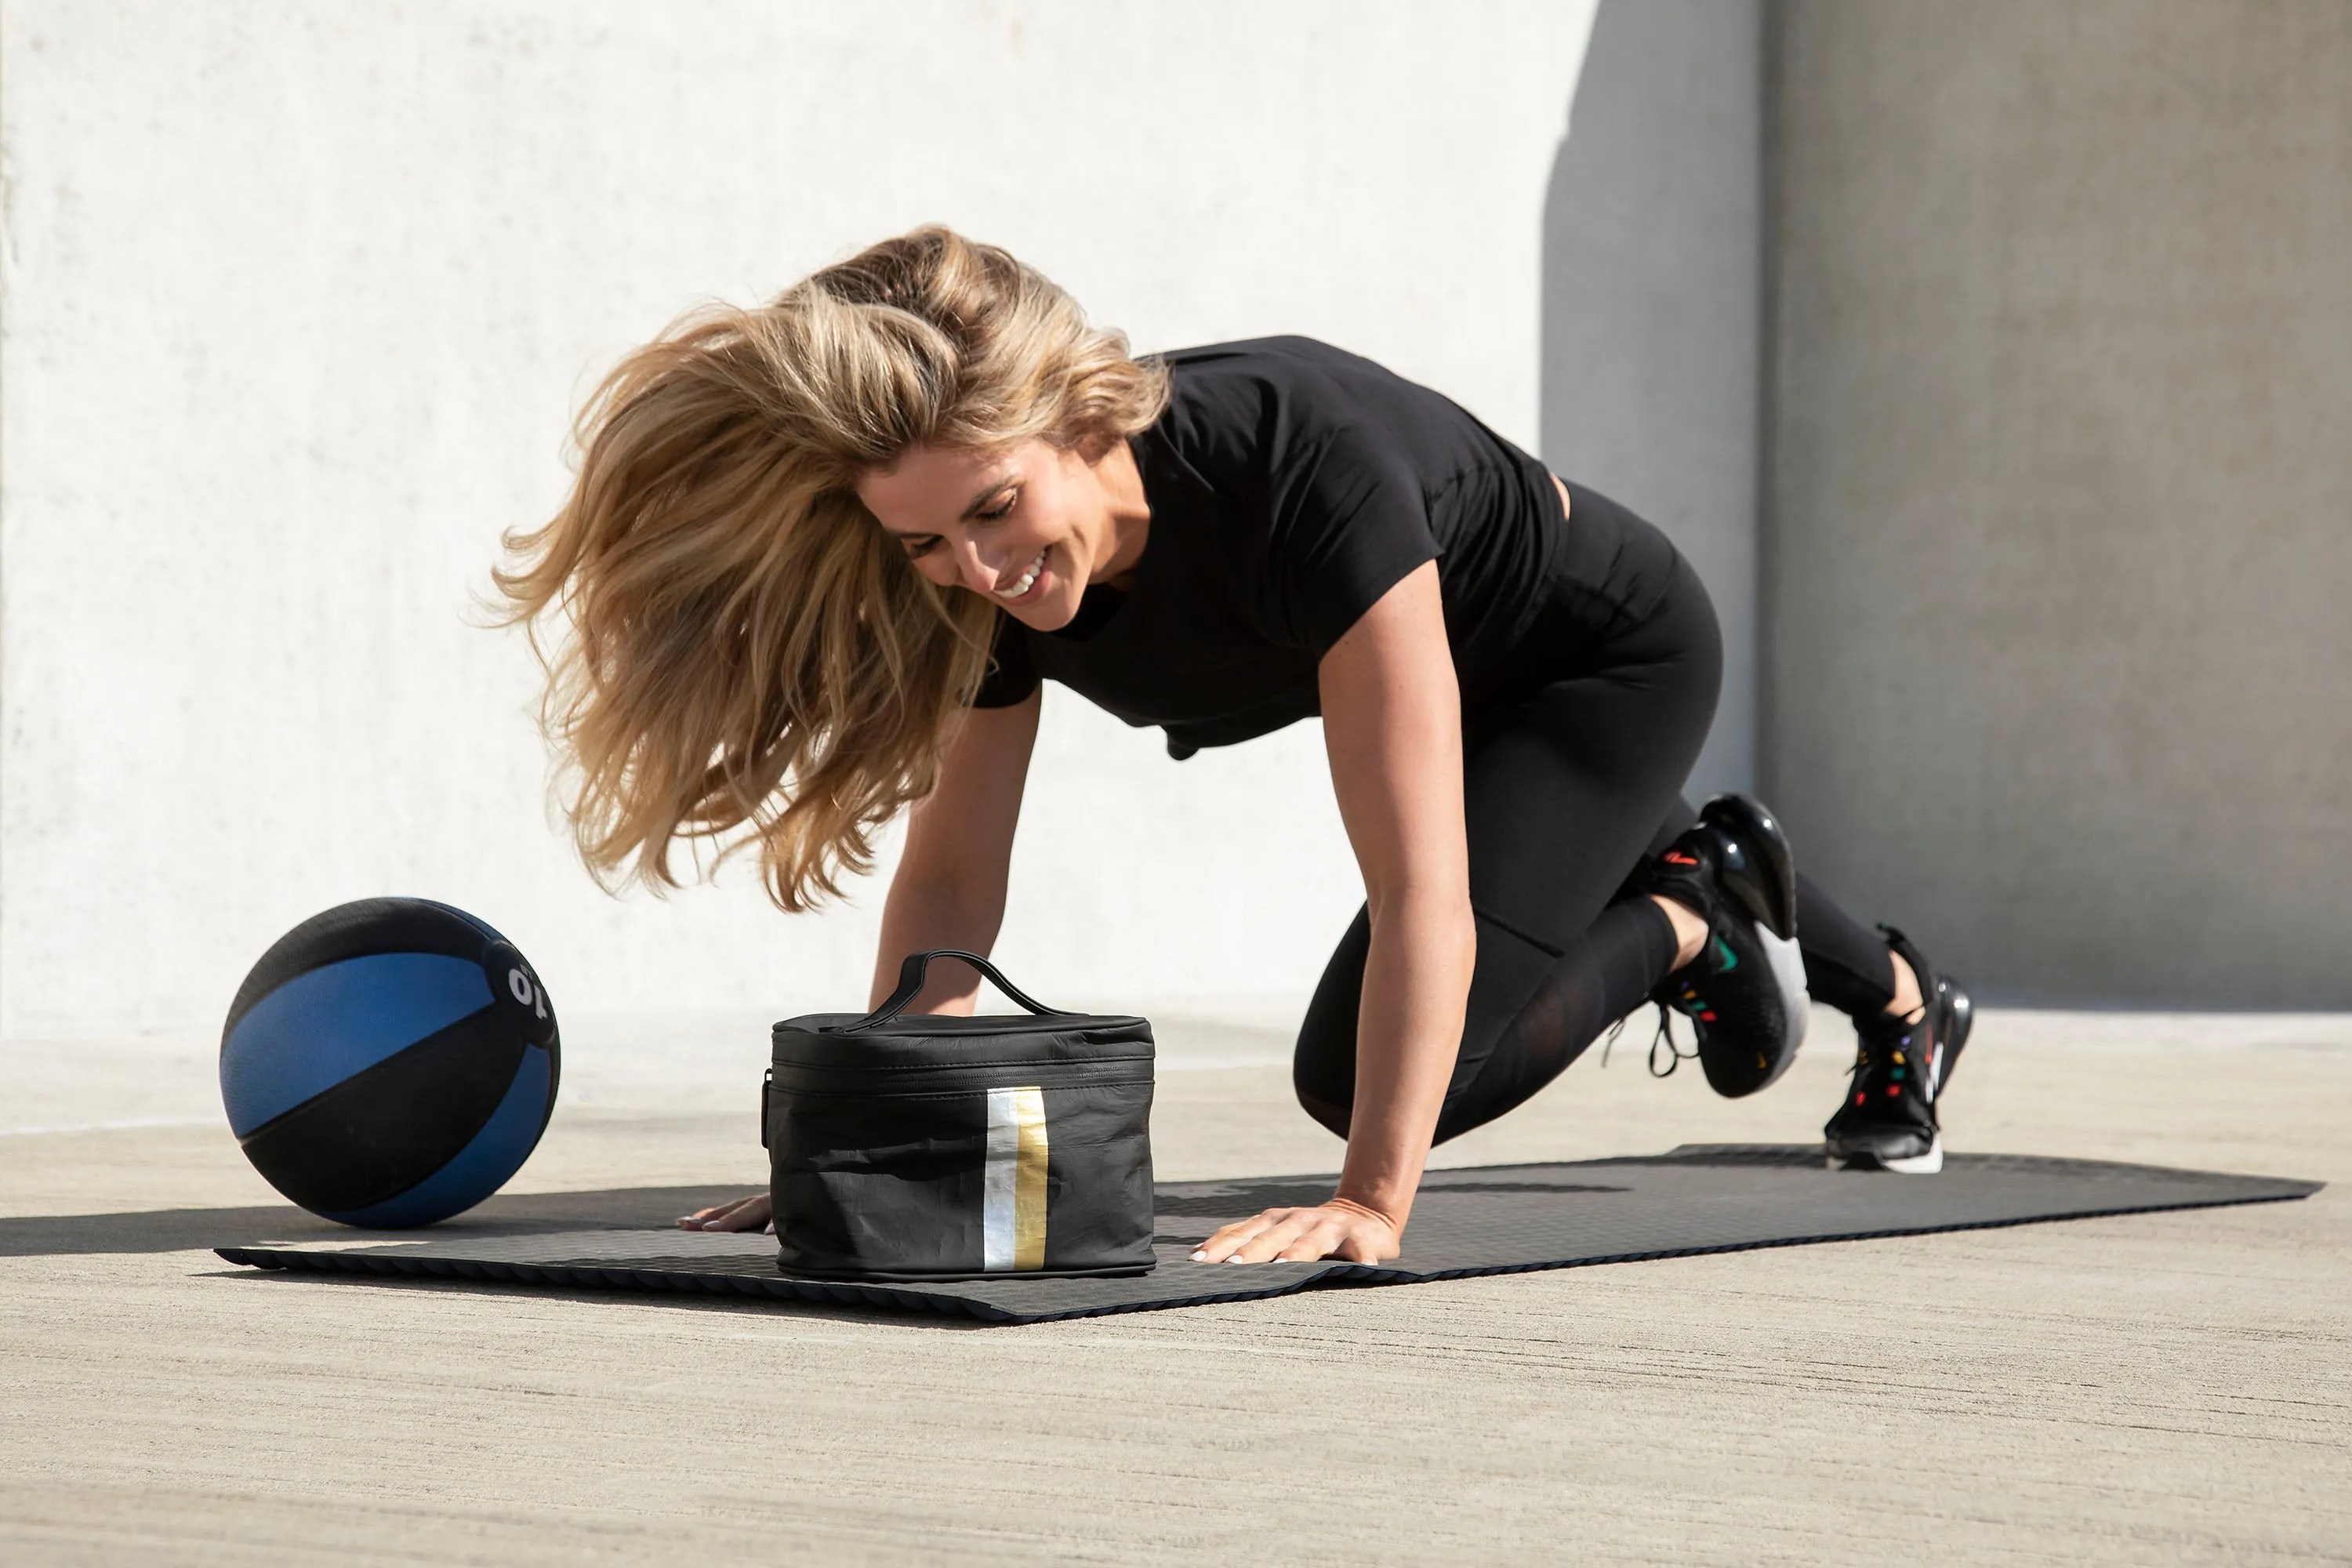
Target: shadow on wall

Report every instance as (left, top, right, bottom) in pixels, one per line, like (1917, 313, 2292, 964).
(1538, 0, 1763, 806)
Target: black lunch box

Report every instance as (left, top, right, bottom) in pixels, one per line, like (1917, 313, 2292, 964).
(762, 950, 1156, 1281)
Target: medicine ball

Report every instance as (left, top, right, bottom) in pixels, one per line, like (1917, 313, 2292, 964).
(220, 897, 561, 1227)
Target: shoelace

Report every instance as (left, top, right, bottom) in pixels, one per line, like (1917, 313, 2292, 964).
(1843, 1036, 1876, 1106)
(1846, 1013, 1929, 1107)
(1599, 1003, 1700, 1079)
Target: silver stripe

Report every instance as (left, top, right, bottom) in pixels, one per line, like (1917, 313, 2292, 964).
(982, 1087, 1018, 1272)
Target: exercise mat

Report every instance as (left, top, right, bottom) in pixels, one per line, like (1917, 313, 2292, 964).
(216, 1145, 2319, 1325)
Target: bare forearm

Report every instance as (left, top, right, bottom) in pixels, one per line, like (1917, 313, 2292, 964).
(870, 874, 1007, 1012)
(1190, 564, 1468, 1267)
(1334, 885, 1476, 1232)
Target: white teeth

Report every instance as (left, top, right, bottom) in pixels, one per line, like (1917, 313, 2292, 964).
(993, 550, 1047, 600)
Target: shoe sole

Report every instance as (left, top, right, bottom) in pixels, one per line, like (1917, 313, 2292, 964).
(1827, 1134, 1944, 1175)
(1759, 920, 1810, 1078)
(1929, 982, 1974, 1100)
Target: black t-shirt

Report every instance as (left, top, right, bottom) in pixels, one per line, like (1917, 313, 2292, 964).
(971, 337, 1564, 759)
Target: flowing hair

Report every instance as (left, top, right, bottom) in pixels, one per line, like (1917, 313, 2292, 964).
(495, 227, 1168, 910)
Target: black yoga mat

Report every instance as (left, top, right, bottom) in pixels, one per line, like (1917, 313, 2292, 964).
(217, 1145, 2319, 1326)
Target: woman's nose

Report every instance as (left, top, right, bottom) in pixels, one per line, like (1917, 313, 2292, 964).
(949, 534, 1003, 595)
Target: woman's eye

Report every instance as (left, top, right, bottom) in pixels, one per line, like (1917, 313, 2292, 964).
(977, 491, 1017, 521)
(902, 537, 940, 559)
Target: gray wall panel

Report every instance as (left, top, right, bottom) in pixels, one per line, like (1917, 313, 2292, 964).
(1767, 0, 2352, 1004)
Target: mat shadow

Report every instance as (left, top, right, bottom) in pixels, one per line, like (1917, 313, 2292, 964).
(0, 1185, 750, 1260)
(194, 1258, 992, 1330)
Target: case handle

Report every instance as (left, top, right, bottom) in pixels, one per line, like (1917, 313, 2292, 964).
(838, 949, 1068, 1033)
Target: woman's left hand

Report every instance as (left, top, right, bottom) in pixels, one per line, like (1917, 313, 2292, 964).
(1189, 1196, 1403, 1265)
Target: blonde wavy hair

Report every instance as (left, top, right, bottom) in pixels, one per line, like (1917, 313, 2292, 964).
(495, 227, 1169, 910)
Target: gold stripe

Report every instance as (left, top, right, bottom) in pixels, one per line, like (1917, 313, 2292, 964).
(1011, 1086, 1048, 1271)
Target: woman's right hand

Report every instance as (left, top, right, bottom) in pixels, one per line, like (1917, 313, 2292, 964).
(677, 1192, 773, 1233)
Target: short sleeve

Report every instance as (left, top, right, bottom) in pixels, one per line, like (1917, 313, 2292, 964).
(1261, 423, 1440, 655)
(968, 611, 1039, 708)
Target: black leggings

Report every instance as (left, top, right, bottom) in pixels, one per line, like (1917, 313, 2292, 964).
(1294, 484, 1897, 1145)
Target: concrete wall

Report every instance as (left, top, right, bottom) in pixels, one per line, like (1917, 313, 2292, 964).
(0, 2, 1597, 1036)
(1766, 0, 2352, 1004)
(1541, 0, 1764, 803)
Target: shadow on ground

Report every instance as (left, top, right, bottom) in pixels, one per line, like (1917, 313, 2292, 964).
(0, 1185, 749, 1259)
(194, 1255, 982, 1330)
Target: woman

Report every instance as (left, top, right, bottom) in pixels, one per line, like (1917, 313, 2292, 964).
(498, 227, 1970, 1266)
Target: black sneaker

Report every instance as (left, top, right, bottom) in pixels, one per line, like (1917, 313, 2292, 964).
(1824, 926, 1973, 1173)
(1629, 795, 1810, 1099)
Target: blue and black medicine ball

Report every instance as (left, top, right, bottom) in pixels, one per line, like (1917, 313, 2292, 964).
(220, 898, 561, 1227)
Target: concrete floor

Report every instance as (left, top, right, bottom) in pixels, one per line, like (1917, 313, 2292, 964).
(4, 1007, 2349, 1565)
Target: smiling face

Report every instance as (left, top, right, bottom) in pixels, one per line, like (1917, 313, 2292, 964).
(855, 438, 1145, 632)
